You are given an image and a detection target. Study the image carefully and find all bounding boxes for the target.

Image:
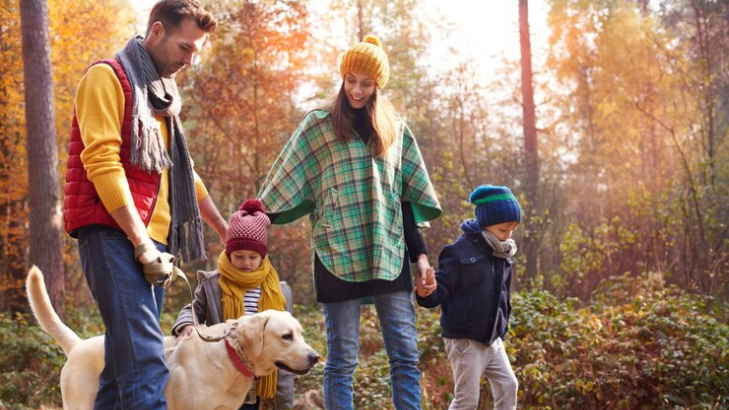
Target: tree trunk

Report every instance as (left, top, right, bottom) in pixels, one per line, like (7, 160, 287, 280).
(356, 0, 364, 41)
(519, 0, 539, 285)
(20, 0, 65, 316)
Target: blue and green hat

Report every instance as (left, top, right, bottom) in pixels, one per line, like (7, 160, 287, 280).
(469, 185, 522, 227)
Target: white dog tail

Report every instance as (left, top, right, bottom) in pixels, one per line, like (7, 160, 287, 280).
(26, 265, 82, 356)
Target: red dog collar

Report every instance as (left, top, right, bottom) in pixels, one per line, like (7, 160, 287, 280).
(224, 338, 255, 378)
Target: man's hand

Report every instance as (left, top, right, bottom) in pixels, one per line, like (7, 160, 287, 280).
(135, 239, 161, 265)
(134, 241, 175, 286)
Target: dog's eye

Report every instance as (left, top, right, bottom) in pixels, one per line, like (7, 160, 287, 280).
(282, 332, 293, 341)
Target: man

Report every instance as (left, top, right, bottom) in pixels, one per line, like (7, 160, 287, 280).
(62, 1, 226, 409)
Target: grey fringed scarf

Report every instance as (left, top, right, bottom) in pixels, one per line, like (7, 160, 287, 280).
(116, 36, 205, 262)
(461, 219, 518, 259)
(481, 231, 518, 259)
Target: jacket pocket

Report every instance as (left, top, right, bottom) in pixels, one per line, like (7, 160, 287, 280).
(456, 254, 486, 292)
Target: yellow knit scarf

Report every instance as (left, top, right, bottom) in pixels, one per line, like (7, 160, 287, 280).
(217, 251, 286, 399)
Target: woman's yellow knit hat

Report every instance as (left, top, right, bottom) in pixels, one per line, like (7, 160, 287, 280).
(339, 35, 390, 89)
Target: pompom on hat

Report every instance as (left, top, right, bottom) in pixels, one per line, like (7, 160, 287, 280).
(225, 199, 271, 258)
(339, 35, 390, 89)
(469, 185, 522, 227)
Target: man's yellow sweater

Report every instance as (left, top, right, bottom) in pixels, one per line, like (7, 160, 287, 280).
(76, 64, 209, 244)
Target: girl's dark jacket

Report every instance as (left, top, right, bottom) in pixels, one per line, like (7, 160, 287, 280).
(416, 219, 513, 346)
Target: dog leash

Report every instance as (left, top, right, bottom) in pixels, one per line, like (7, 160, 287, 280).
(136, 244, 235, 343)
(170, 265, 238, 342)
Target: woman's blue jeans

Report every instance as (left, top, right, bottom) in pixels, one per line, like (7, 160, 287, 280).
(323, 290, 422, 410)
(78, 226, 168, 410)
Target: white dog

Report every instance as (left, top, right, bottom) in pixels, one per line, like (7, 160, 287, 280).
(26, 266, 320, 410)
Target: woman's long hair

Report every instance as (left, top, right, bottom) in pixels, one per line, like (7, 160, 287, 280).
(328, 83, 397, 156)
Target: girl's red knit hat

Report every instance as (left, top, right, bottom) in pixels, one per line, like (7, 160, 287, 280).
(225, 199, 271, 258)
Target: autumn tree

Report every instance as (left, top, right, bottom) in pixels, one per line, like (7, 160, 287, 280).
(649, 0, 728, 294)
(0, 1, 29, 313)
(48, 0, 135, 303)
(0, 0, 135, 314)
(175, 0, 314, 298)
(545, 0, 726, 297)
(545, 0, 669, 297)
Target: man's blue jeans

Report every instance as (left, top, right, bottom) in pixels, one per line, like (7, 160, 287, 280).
(78, 226, 168, 410)
(323, 290, 422, 410)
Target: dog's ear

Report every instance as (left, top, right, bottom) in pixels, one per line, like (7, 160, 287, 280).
(239, 314, 270, 358)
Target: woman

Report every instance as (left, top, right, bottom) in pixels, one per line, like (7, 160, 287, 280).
(258, 35, 441, 410)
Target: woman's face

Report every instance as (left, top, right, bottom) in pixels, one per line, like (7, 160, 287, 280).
(229, 250, 263, 271)
(343, 73, 376, 109)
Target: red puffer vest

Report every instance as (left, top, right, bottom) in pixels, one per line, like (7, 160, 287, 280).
(63, 59, 161, 237)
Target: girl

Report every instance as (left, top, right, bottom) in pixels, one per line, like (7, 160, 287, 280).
(173, 199, 293, 410)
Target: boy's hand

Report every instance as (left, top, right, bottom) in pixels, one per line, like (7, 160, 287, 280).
(416, 267, 437, 298)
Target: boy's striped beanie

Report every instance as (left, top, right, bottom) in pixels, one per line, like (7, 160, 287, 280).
(469, 185, 522, 227)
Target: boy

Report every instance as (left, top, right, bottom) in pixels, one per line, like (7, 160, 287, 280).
(173, 199, 294, 410)
(417, 185, 521, 410)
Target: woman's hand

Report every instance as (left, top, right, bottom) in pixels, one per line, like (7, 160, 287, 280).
(415, 254, 437, 297)
(416, 267, 437, 298)
(416, 254, 431, 285)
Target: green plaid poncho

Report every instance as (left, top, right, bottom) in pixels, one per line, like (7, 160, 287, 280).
(258, 110, 441, 282)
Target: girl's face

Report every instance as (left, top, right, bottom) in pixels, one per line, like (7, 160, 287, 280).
(343, 73, 376, 109)
(484, 221, 519, 241)
(229, 250, 263, 271)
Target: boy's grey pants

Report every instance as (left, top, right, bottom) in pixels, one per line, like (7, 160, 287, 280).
(444, 337, 518, 410)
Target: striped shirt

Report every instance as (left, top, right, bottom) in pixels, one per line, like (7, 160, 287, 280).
(243, 287, 262, 316)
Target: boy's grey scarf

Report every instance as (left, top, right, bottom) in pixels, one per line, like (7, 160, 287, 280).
(481, 231, 518, 259)
(116, 36, 205, 263)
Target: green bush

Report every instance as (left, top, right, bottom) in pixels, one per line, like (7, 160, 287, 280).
(3, 277, 726, 410)
(0, 312, 65, 410)
(0, 306, 175, 410)
(510, 274, 727, 409)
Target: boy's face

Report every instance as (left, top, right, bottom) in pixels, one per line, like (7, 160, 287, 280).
(230, 250, 263, 271)
(484, 221, 519, 241)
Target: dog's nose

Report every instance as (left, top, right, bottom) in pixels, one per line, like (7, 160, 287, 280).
(308, 352, 320, 366)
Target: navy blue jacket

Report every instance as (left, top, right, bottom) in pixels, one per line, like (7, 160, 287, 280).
(417, 219, 513, 346)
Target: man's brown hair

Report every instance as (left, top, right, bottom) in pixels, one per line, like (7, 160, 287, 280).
(146, 0, 217, 36)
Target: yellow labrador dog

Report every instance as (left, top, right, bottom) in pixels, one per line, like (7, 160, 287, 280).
(26, 266, 320, 410)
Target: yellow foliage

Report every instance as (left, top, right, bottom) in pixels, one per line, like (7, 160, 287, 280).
(49, 0, 137, 166)
(0, 0, 135, 279)
(0, 0, 29, 261)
